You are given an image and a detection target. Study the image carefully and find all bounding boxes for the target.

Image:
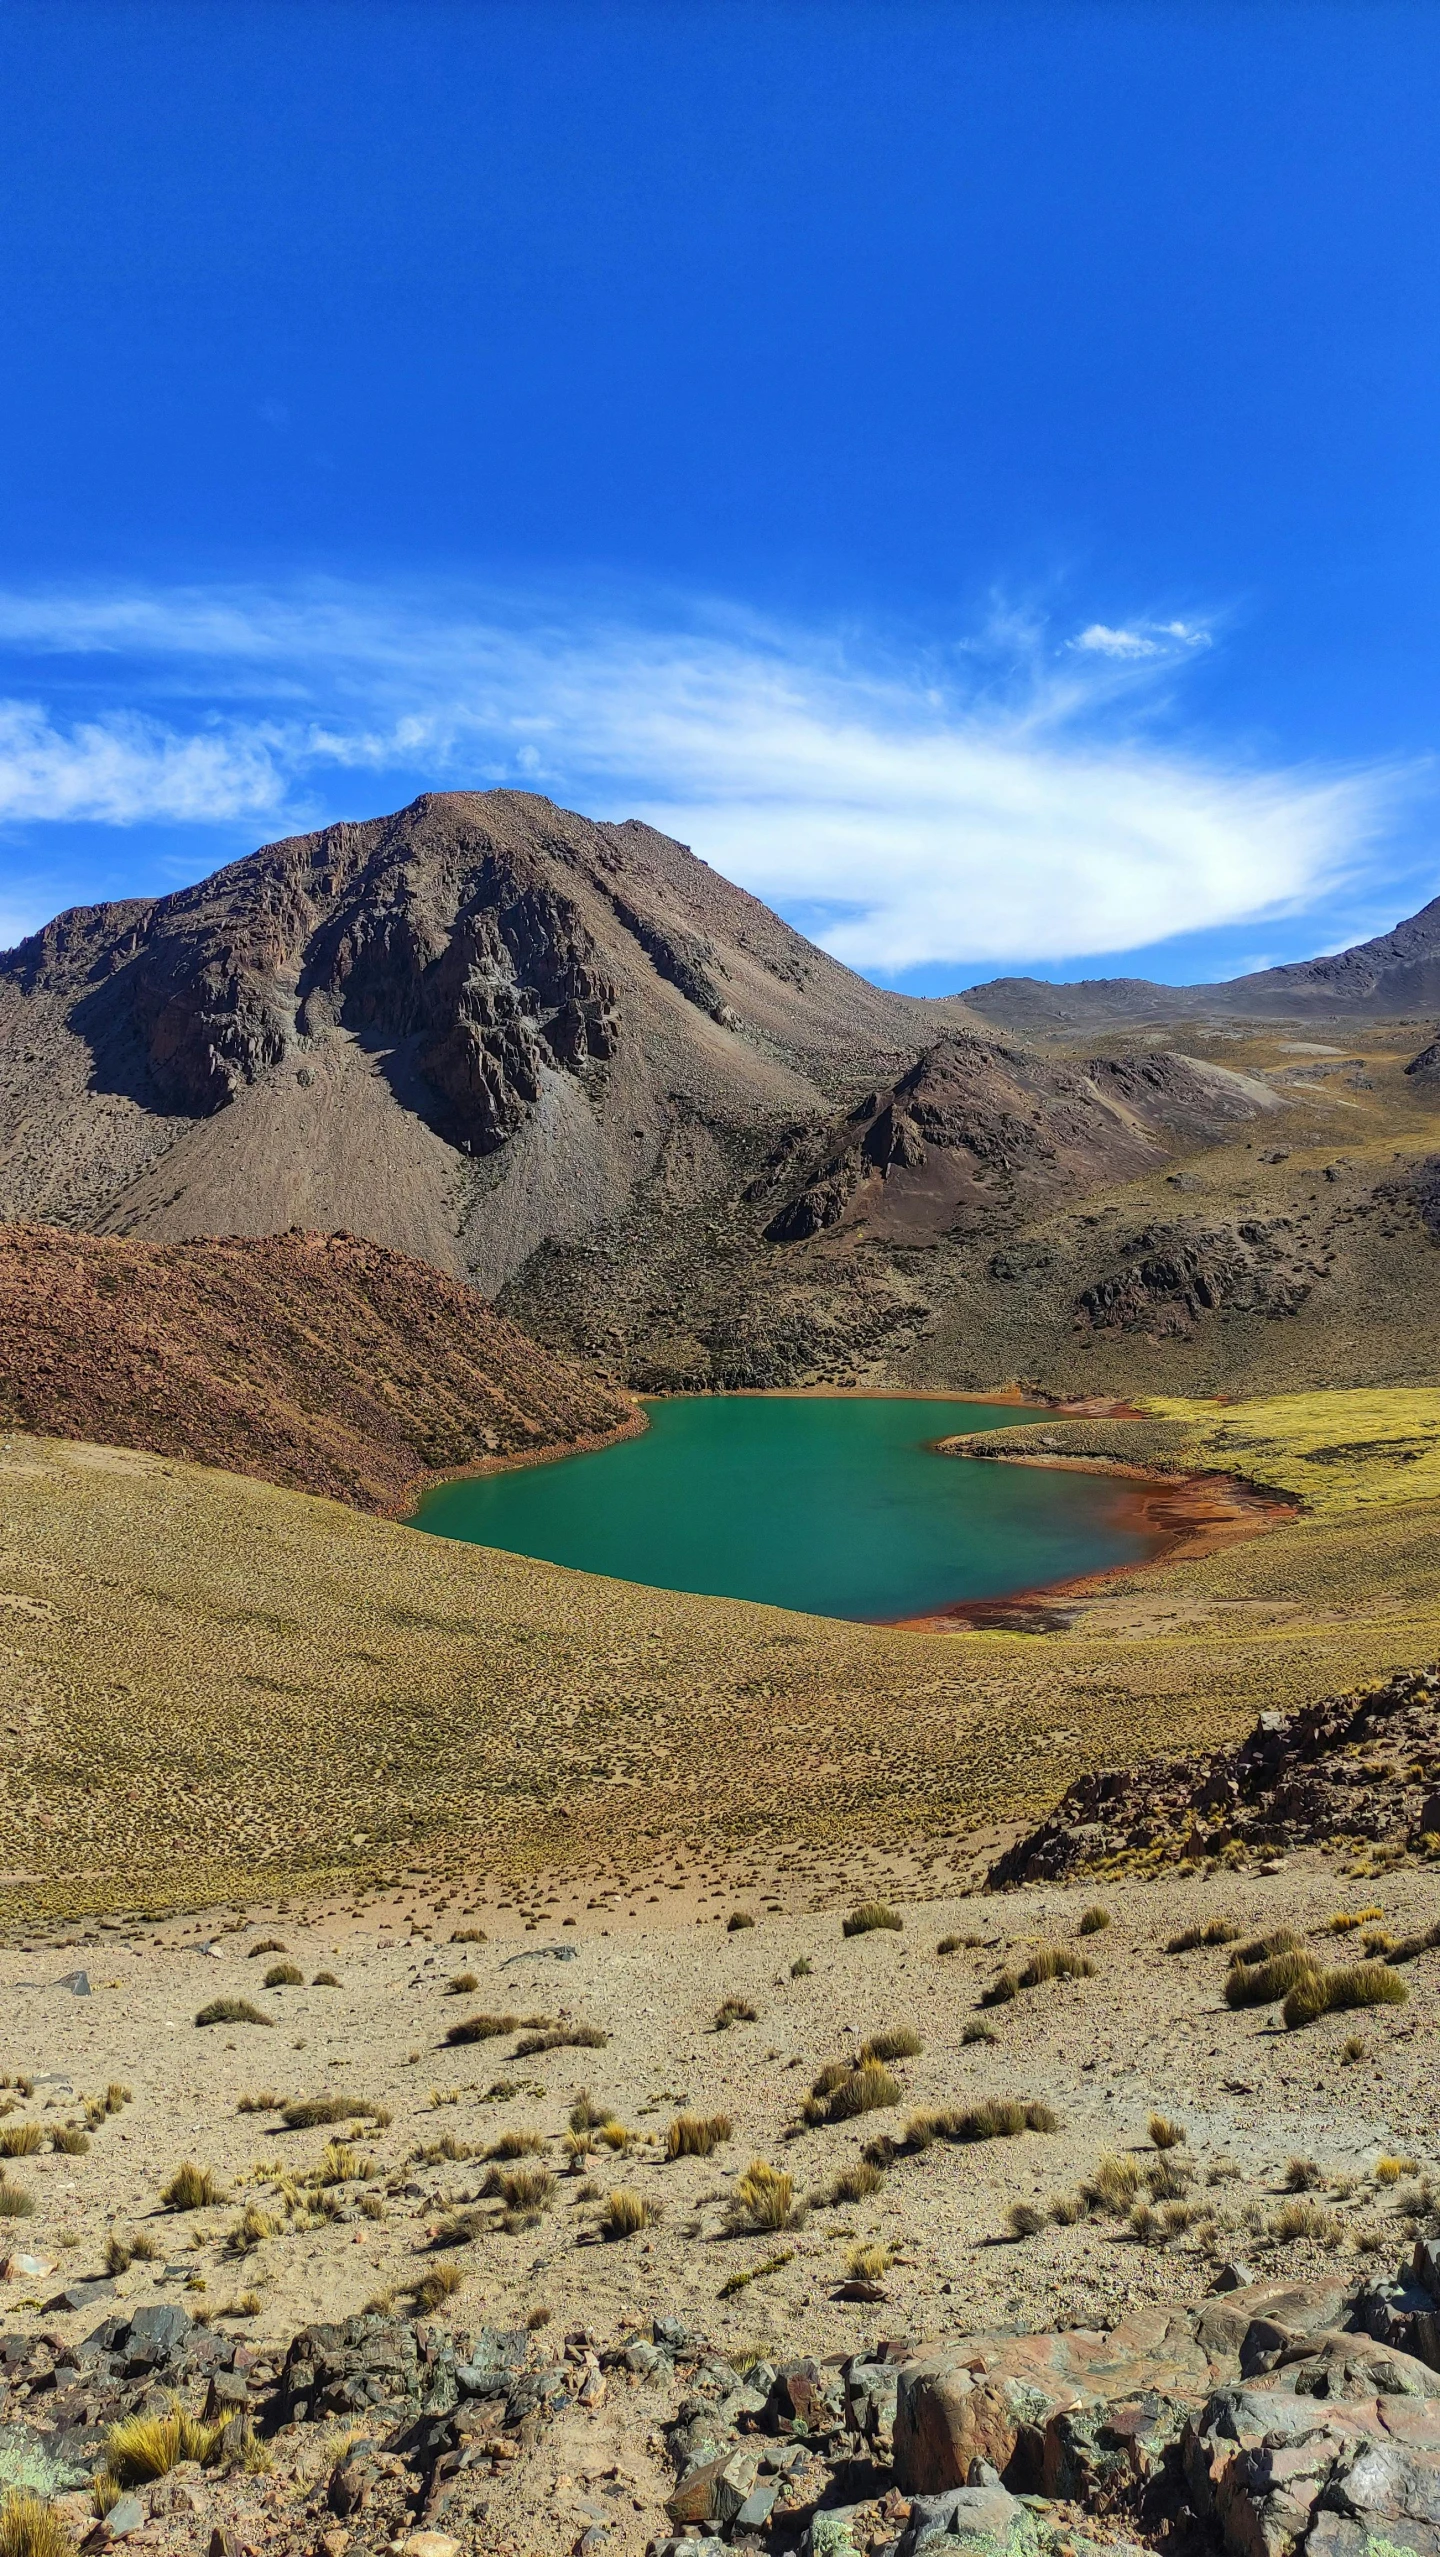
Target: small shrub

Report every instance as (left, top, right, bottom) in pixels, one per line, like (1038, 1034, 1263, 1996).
(730, 2158, 795, 2231)
(1007, 2201, 1045, 2238)
(195, 1998, 272, 2028)
(446, 1974, 479, 1996)
(601, 2187, 657, 2237)
(791, 1956, 814, 1977)
(411, 2263, 465, 2314)
(727, 1912, 756, 1933)
(667, 2111, 733, 2159)
(843, 1902, 902, 1937)
(1284, 1962, 1408, 2029)
(161, 2161, 224, 2210)
(0, 2491, 75, 2557)
(962, 2019, 997, 2045)
(0, 2126, 43, 2157)
(444, 2012, 517, 2046)
(51, 2127, 90, 2156)
(1225, 1950, 1319, 2009)
(1077, 1907, 1111, 1935)
(859, 2025, 921, 2063)
(1166, 1917, 1241, 1953)
(715, 1997, 758, 2030)
(1148, 2113, 1186, 2150)
(1285, 2157, 1324, 2191)
(263, 1962, 303, 1989)
(103, 2402, 222, 2484)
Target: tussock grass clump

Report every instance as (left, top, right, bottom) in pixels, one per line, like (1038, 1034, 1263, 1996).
(715, 1997, 758, 2029)
(1146, 2154, 1193, 2200)
(311, 1972, 340, 1988)
(0, 2181, 34, 2219)
(1270, 2196, 1344, 2245)
(104, 2402, 222, 2485)
(51, 2126, 90, 2156)
(444, 2011, 518, 2045)
(1225, 1949, 1319, 2009)
(718, 2245, 792, 2296)
(908, 2097, 1059, 2148)
(1341, 2035, 1367, 2064)
(1082, 2153, 1142, 2213)
(597, 2121, 632, 2151)
(1148, 2113, 1186, 2150)
(727, 1912, 755, 1932)
(804, 2059, 900, 2124)
(280, 2095, 387, 2130)
(730, 2158, 796, 2231)
(0, 2491, 75, 2557)
(569, 2092, 615, 2131)
(1284, 1961, 1408, 2029)
(601, 2187, 658, 2237)
(843, 1902, 902, 1937)
(482, 2162, 554, 2211)
(237, 2091, 282, 2115)
(1330, 1906, 1385, 1933)
(104, 2084, 131, 2113)
(450, 1926, 488, 1944)
(411, 2262, 465, 2313)
(1229, 1926, 1303, 1970)
(1007, 2201, 1046, 2239)
(1048, 2191, 1086, 2225)
(195, 1998, 271, 2029)
(790, 1956, 813, 1978)
(667, 2111, 733, 2159)
(514, 2023, 607, 2057)
(160, 2161, 224, 2210)
(1077, 1907, 1111, 1935)
(825, 2157, 884, 2203)
(0, 2126, 43, 2158)
(446, 1973, 479, 1996)
(263, 1961, 303, 1988)
(226, 2203, 279, 2253)
(246, 1939, 288, 1958)
(846, 2238, 891, 2279)
(1167, 1917, 1241, 1953)
(486, 2128, 546, 2160)
(1381, 1920, 1440, 1964)
(962, 2019, 997, 2045)
(1286, 2156, 1325, 2191)
(859, 2025, 921, 2063)
(983, 1945, 1094, 2004)
(313, 2142, 374, 2186)
(415, 2134, 474, 2165)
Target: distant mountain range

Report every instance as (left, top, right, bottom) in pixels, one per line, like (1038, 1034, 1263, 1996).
(1, 792, 1436, 1397)
(964, 896, 1440, 1029)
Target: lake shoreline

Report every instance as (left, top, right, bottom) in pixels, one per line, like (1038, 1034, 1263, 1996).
(888, 1456, 1300, 1632)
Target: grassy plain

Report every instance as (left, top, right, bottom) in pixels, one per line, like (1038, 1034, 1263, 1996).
(3, 1418, 1440, 1926)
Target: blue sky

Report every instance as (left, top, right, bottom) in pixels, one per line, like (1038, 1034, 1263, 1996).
(1, 1, 1438, 992)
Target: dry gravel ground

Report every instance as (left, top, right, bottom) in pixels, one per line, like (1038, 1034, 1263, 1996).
(3, 1854, 1438, 2369)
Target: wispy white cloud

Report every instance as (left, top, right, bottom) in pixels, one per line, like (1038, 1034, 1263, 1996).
(0, 581, 1416, 970)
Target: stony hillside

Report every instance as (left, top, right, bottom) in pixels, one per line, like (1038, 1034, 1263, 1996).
(0, 1222, 631, 1510)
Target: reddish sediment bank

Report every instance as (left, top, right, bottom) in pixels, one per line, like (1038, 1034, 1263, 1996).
(889, 1459, 1299, 1634)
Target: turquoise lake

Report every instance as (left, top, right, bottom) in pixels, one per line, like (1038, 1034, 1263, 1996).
(412, 1394, 1156, 1622)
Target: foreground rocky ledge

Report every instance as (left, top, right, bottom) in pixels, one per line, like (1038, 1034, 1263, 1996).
(9, 2249, 1440, 2557)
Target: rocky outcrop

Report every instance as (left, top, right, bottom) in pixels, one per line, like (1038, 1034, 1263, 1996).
(0, 1221, 632, 1511)
(756, 1039, 1276, 1250)
(989, 1664, 1440, 1887)
(1074, 1217, 1316, 1336)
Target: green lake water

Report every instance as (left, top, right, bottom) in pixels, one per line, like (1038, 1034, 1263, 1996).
(412, 1394, 1156, 1622)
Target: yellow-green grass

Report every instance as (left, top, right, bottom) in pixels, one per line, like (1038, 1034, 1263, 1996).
(1141, 1388, 1440, 1515)
(4, 1428, 1440, 1922)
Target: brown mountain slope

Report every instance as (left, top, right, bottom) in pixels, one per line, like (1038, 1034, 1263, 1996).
(0, 789, 975, 1286)
(0, 1223, 631, 1510)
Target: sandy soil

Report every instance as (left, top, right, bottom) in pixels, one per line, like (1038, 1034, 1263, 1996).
(4, 1852, 1437, 2369)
